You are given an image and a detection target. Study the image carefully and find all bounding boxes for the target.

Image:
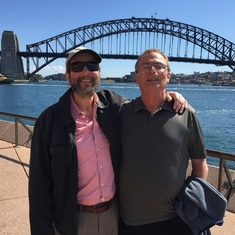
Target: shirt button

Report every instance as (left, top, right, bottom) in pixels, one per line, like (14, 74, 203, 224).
(100, 165, 103, 169)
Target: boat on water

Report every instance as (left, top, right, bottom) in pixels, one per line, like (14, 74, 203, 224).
(0, 74, 14, 84)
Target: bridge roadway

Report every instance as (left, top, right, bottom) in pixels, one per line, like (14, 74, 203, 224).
(0, 122, 235, 234)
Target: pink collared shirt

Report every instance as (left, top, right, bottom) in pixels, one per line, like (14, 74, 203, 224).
(70, 93, 116, 205)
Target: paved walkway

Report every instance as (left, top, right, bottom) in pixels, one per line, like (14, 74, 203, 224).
(0, 139, 234, 235)
(0, 140, 30, 235)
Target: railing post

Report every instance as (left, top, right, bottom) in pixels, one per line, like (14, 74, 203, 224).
(224, 161, 235, 200)
(15, 117, 19, 147)
(218, 158, 224, 192)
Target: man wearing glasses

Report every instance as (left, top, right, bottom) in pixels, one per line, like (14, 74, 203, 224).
(119, 48, 209, 235)
(28, 47, 187, 235)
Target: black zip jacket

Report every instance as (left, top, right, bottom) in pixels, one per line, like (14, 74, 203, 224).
(28, 88, 124, 235)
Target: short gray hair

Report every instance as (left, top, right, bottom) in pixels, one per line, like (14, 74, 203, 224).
(135, 48, 171, 73)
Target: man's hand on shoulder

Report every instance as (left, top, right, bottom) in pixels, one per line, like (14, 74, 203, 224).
(166, 92, 188, 114)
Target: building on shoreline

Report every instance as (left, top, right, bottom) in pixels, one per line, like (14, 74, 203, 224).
(102, 71, 235, 86)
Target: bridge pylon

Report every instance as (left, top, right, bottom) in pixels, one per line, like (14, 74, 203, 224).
(1, 31, 25, 79)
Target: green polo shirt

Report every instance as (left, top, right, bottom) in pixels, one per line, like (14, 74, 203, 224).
(119, 97, 207, 226)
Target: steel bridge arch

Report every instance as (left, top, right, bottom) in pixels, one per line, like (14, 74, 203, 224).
(25, 17, 235, 78)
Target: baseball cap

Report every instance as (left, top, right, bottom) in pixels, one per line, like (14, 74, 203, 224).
(65, 46, 102, 72)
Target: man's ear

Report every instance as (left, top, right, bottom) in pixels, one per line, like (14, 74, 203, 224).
(135, 73, 139, 84)
(167, 71, 171, 84)
(65, 72, 71, 83)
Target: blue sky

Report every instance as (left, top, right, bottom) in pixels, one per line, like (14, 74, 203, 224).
(1, 0, 235, 77)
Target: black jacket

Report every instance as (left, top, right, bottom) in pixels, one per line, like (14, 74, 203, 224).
(28, 88, 124, 235)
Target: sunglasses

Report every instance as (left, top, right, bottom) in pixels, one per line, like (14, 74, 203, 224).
(70, 62, 99, 72)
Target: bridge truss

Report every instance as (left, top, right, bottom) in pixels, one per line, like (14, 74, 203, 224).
(21, 18, 235, 78)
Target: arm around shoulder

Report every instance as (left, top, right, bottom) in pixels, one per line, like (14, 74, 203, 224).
(166, 91, 188, 113)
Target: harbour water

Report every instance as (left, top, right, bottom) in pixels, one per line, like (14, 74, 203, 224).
(0, 81, 234, 168)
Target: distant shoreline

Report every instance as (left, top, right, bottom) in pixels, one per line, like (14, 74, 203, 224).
(12, 79, 235, 86)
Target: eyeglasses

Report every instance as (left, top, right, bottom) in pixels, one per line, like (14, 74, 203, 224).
(138, 63, 167, 74)
(70, 62, 99, 72)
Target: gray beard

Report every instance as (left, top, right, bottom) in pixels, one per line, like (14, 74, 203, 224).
(71, 80, 100, 98)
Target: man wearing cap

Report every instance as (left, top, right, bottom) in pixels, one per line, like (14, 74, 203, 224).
(28, 47, 186, 235)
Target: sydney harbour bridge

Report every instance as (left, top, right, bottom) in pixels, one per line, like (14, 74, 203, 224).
(1, 17, 235, 79)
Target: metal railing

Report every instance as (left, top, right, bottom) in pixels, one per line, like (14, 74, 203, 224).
(0, 111, 37, 147)
(206, 149, 235, 201)
(0, 111, 235, 202)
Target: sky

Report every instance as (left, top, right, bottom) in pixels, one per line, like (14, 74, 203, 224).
(1, 0, 235, 78)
